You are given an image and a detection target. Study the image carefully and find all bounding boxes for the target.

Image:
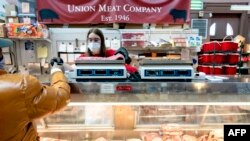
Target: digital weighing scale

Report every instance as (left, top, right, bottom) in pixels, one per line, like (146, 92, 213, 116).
(66, 59, 127, 82)
(139, 59, 194, 80)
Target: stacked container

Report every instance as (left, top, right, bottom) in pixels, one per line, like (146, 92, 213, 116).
(198, 37, 239, 75)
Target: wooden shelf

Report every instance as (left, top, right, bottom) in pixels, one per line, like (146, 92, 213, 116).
(9, 37, 51, 43)
(126, 46, 188, 52)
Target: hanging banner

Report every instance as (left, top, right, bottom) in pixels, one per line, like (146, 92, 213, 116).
(37, 0, 190, 24)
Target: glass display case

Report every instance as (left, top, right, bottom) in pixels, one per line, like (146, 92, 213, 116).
(37, 76, 250, 141)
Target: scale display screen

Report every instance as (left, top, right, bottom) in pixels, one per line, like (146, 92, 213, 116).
(77, 69, 124, 76)
(144, 69, 192, 77)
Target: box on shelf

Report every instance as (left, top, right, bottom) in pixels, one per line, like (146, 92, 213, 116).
(19, 17, 36, 24)
(6, 23, 49, 38)
(6, 17, 19, 23)
(18, 13, 37, 24)
(172, 38, 187, 47)
(121, 33, 145, 48)
(5, 4, 17, 17)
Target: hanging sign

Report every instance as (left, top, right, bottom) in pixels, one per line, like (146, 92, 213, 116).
(37, 0, 190, 24)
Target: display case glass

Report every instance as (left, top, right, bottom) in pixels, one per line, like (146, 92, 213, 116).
(37, 76, 250, 140)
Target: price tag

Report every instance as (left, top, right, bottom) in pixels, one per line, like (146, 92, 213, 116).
(100, 83, 115, 94)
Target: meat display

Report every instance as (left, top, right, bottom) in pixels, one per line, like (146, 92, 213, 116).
(182, 135, 197, 141)
(39, 105, 250, 140)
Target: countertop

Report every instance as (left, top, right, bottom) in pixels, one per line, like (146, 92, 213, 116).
(36, 74, 250, 104)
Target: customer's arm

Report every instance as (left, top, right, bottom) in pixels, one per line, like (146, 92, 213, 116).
(25, 71, 70, 119)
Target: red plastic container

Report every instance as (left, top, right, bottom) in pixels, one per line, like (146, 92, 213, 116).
(209, 42, 221, 52)
(198, 55, 203, 63)
(210, 53, 226, 64)
(202, 66, 210, 74)
(201, 54, 211, 64)
(221, 41, 238, 52)
(221, 36, 238, 52)
(224, 65, 237, 75)
(202, 43, 209, 52)
(202, 42, 221, 52)
(210, 66, 223, 75)
(227, 53, 239, 64)
(197, 65, 203, 72)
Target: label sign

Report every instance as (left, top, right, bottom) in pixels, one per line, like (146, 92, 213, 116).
(37, 0, 190, 24)
(100, 83, 115, 94)
(224, 125, 250, 141)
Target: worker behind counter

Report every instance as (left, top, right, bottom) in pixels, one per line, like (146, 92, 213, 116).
(0, 54, 71, 140)
(79, 28, 141, 81)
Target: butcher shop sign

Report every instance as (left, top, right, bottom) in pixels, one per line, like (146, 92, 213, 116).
(37, 0, 190, 24)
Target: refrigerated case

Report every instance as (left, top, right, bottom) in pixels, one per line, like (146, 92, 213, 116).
(37, 76, 250, 140)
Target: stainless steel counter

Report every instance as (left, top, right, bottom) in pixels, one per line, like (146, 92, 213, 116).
(37, 75, 250, 104)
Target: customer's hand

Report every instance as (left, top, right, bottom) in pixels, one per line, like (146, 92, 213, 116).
(50, 57, 64, 74)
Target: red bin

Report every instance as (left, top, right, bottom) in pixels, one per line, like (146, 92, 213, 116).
(197, 65, 203, 72)
(228, 53, 239, 64)
(221, 36, 238, 52)
(208, 42, 221, 52)
(211, 53, 225, 64)
(202, 54, 211, 64)
(221, 41, 238, 52)
(198, 56, 203, 63)
(210, 66, 223, 75)
(202, 66, 210, 74)
(224, 65, 237, 75)
(202, 42, 221, 52)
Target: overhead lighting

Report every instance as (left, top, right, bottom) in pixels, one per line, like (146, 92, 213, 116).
(191, 0, 204, 10)
(230, 5, 250, 11)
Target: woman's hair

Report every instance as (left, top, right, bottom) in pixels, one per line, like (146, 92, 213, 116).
(86, 28, 106, 57)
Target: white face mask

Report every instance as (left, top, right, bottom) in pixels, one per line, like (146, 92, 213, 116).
(88, 42, 101, 54)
